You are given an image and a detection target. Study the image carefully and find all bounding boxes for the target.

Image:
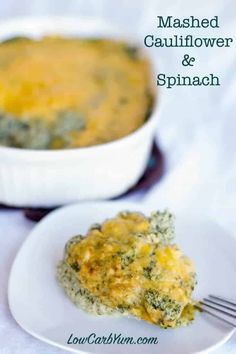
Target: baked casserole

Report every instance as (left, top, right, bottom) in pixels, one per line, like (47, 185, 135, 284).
(0, 36, 153, 149)
(57, 210, 197, 329)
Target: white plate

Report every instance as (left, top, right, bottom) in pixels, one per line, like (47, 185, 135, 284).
(8, 201, 236, 354)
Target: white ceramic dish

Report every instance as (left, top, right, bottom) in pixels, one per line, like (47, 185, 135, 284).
(8, 201, 236, 354)
(0, 17, 159, 207)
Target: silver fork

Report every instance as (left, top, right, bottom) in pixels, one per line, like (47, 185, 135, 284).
(196, 295, 236, 327)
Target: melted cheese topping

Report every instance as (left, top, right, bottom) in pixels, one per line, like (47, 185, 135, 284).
(63, 211, 196, 328)
(0, 37, 152, 148)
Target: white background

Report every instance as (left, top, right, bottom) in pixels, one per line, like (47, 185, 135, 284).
(0, 1, 235, 353)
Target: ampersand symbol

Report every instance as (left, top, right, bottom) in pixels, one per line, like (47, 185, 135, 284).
(182, 54, 195, 66)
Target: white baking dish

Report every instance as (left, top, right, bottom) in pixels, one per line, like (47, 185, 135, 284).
(0, 17, 159, 207)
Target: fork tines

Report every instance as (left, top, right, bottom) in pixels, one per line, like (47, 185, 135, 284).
(197, 294, 236, 327)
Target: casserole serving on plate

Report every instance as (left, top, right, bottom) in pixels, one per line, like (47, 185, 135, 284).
(57, 209, 197, 329)
(0, 17, 159, 207)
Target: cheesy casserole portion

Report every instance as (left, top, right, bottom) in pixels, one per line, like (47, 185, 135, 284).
(57, 211, 197, 328)
(0, 37, 152, 149)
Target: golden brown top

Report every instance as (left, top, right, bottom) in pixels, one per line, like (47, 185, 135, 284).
(0, 37, 153, 149)
(65, 211, 196, 328)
